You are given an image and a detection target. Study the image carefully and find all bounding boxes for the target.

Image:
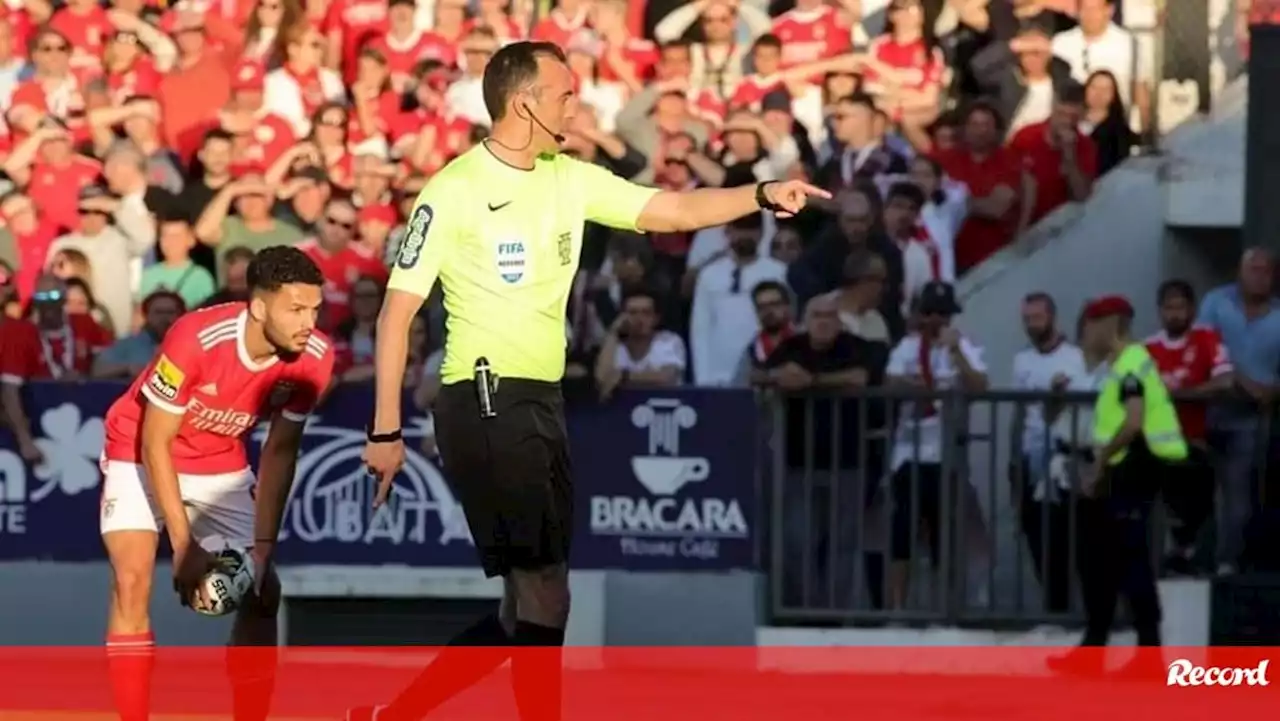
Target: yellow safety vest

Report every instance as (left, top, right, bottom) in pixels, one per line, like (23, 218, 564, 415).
(1092, 343, 1188, 465)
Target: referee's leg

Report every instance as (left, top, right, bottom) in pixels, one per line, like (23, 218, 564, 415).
(355, 383, 570, 721)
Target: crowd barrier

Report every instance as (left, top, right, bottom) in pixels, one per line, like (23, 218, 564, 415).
(0, 383, 758, 571)
(2, 382, 1272, 629)
(762, 387, 1277, 628)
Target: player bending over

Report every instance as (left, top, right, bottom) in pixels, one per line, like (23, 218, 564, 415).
(99, 246, 335, 721)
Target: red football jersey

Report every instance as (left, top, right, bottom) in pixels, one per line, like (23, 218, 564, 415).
(771, 5, 849, 68)
(298, 238, 389, 332)
(0, 314, 111, 383)
(1145, 326, 1232, 441)
(102, 304, 336, 475)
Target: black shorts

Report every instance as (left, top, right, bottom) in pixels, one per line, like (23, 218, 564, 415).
(434, 378, 574, 578)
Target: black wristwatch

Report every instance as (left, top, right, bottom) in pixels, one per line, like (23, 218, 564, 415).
(755, 181, 783, 212)
(366, 428, 403, 443)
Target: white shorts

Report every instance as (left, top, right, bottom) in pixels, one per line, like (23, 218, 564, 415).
(99, 460, 255, 550)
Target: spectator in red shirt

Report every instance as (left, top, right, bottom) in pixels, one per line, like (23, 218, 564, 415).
(349, 47, 401, 145)
(51, 0, 113, 81)
(772, 0, 849, 69)
(1145, 279, 1233, 575)
(0, 191, 60, 303)
(100, 17, 176, 104)
(532, 0, 590, 49)
(464, 0, 527, 44)
(864, 0, 945, 126)
(368, 0, 457, 94)
(8, 28, 84, 139)
(222, 60, 298, 173)
(297, 197, 387, 331)
(2, 119, 103, 234)
(1008, 82, 1097, 225)
(159, 9, 234, 162)
(0, 273, 111, 463)
(393, 60, 470, 175)
(322, 0, 388, 85)
(937, 101, 1027, 274)
(590, 0, 657, 91)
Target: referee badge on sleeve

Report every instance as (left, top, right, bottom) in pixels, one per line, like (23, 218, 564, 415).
(397, 204, 433, 270)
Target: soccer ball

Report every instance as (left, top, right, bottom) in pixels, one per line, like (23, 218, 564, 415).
(192, 548, 256, 617)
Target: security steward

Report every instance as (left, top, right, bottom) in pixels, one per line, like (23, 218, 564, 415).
(1049, 295, 1188, 676)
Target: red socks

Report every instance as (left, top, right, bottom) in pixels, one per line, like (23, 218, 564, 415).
(106, 631, 155, 721)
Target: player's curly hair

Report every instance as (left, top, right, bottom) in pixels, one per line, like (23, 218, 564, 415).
(247, 246, 324, 292)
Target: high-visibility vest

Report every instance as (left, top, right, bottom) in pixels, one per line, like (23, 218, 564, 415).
(1092, 343, 1188, 466)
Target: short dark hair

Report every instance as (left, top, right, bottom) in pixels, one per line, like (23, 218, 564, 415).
(224, 246, 257, 266)
(156, 209, 195, 227)
(141, 289, 187, 315)
(963, 98, 1005, 131)
(246, 246, 324, 292)
(1056, 81, 1086, 106)
(621, 286, 660, 312)
(843, 249, 884, 285)
(202, 127, 234, 146)
(752, 33, 782, 52)
(751, 279, 791, 305)
(886, 181, 926, 210)
(1158, 279, 1196, 306)
(1023, 291, 1057, 315)
(482, 40, 567, 122)
(836, 92, 877, 112)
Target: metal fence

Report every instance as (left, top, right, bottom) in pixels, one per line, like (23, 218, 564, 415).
(759, 387, 1276, 627)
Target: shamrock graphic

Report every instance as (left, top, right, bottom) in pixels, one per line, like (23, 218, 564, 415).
(30, 403, 104, 502)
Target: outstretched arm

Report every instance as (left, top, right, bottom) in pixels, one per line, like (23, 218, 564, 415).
(571, 159, 830, 234)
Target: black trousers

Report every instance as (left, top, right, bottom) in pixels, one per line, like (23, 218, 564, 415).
(1162, 445, 1214, 549)
(1079, 448, 1164, 647)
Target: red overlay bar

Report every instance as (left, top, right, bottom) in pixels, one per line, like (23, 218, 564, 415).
(0, 647, 1276, 720)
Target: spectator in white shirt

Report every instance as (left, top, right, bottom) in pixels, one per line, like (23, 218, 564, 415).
(1009, 291, 1086, 612)
(884, 281, 987, 610)
(262, 24, 346, 137)
(446, 26, 499, 127)
(882, 182, 940, 316)
(1051, 0, 1151, 130)
(691, 211, 789, 386)
(876, 156, 966, 282)
(594, 287, 687, 399)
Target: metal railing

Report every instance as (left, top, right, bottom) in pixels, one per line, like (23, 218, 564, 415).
(759, 387, 1275, 627)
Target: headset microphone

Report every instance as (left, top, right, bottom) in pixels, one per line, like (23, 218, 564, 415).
(524, 104, 565, 144)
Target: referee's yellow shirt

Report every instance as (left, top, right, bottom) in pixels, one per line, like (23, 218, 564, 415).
(388, 143, 659, 384)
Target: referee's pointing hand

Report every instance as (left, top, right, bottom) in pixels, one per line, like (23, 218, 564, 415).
(363, 438, 405, 508)
(762, 180, 832, 218)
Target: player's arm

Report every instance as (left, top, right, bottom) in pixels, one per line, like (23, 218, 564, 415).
(372, 186, 454, 439)
(140, 402, 191, 550)
(570, 159, 826, 234)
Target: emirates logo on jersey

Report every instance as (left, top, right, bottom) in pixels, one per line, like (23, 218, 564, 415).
(188, 398, 258, 437)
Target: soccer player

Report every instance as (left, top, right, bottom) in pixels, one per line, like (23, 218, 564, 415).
(356, 41, 828, 721)
(99, 246, 335, 721)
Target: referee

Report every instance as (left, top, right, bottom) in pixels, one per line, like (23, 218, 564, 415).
(356, 41, 827, 721)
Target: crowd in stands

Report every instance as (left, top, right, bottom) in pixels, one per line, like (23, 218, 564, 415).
(0, 0, 1272, 614)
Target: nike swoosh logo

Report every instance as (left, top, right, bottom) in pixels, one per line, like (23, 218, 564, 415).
(488, 201, 511, 212)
